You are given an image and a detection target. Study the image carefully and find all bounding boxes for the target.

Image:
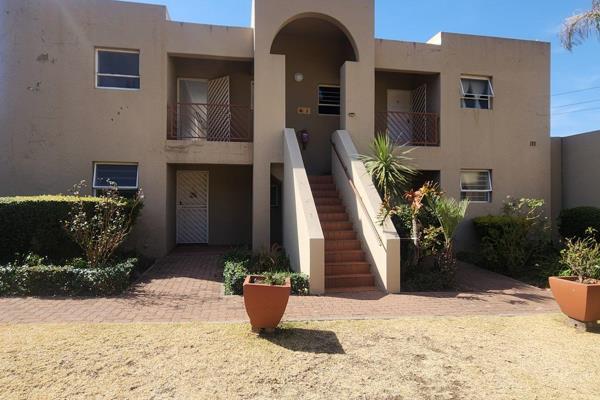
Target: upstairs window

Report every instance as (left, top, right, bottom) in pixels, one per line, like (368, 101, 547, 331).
(318, 85, 340, 115)
(460, 76, 493, 109)
(460, 170, 492, 202)
(96, 49, 140, 89)
(93, 163, 139, 197)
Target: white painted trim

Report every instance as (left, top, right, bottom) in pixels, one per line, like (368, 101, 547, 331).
(92, 162, 139, 190)
(95, 48, 140, 90)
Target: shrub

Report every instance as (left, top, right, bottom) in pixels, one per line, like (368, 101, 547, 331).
(559, 228, 600, 283)
(0, 195, 141, 264)
(473, 215, 530, 275)
(558, 207, 600, 240)
(0, 257, 137, 296)
(223, 260, 250, 295)
(222, 249, 309, 295)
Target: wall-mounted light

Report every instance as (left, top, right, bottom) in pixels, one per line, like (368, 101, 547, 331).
(294, 72, 304, 82)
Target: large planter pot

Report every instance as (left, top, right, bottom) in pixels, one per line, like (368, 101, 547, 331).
(549, 276, 600, 322)
(243, 275, 291, 331)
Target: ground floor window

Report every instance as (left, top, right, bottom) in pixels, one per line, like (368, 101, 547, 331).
(460, 170, 492, 202)
(93, 163, 139, 197)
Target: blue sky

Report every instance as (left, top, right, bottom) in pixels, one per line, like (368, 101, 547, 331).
(133, 0, 600, 137)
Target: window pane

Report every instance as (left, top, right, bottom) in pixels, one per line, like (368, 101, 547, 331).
(94, 164, 138, 188)
(97, 51, 139, 76)
(318, 86, 340, 106)
(461, 78, 491, 96)
(461, 191, 490, 202)
(460, 171, 491, 191)
(97, 76, 140, 89)
(318, 105, 340, 115)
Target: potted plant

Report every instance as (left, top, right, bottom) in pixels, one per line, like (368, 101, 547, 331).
(549, 228, 600, 324)
(243, 272, 291, 332)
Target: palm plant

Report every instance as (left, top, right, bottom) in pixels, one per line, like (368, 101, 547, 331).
(359, 134, 416, 223)
(561, 0, 600, 50)
(427, 195, 469, 259)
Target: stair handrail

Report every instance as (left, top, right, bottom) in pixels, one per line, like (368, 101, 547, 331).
(331, 139, 386, 250)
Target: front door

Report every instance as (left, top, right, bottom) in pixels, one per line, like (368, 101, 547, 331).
(176, 170, 209, 244)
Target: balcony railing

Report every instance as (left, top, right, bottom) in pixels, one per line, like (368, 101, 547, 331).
(375, 111, 439, 146)
(167, 103, 253, 142)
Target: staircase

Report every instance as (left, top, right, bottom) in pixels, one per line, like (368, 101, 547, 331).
(308, 175, 378, 293)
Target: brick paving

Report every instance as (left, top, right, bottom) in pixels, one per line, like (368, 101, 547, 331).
(0, 250, 558, 324)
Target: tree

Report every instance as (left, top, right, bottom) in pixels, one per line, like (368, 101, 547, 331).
(359, 134, 416, 223)
(561, 0, 600, 50)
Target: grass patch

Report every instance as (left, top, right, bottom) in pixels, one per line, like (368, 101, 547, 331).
(1, 315, 599, 399)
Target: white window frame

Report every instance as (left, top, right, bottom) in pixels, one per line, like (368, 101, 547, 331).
(92, 162, 139, 193)
(317, 84, 341, 116)
(460, 75, 494, 110)
(460, 169, 492, 203)
(95, 48, 140, 91)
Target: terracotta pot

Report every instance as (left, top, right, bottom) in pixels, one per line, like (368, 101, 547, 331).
(549, 276, 600, 322)
(243, 275, 291, 331)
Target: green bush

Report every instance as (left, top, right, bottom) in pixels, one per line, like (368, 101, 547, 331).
(0, 196, 141, 264)
(0, 257, 137, 296)
(222, 249, 309, 295)
(472, 215, 531, 275)
(558, 207, 600, 240)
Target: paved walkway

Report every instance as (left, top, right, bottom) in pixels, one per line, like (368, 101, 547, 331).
(0, 250, 558, 324)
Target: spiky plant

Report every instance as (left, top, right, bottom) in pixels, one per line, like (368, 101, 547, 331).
(359, 134, 415, 223)
(427, 195, 469, 254)
(561, 0, 600, 50)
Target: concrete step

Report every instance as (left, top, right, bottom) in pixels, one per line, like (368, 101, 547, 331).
(325, 286, 379, 294)
(325, 250, 366, 263)
(316, 204, 346, 213)
(310, 183, 336, 191)
(308, 175, 333, 184)
(312, 190, 338, 198)
(325, 273, 375, 288)
(314, 197, 343, 206)
(325, 239, 362, 251)
(323, 230, 356, 240)
(318, 212, 349, 222)
(321, 221, 353, 231)
(325, 261, 371, 275)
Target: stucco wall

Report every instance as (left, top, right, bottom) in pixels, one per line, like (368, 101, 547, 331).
(556, 131, 600, 210)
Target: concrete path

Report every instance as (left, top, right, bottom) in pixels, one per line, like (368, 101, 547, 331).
(0, 251, 558, 324)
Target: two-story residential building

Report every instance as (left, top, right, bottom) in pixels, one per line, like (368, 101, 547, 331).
(0, 0, 551, 294)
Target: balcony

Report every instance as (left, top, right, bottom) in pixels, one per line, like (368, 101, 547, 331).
(375, 111, 439, 146)
(167, 103, 253, 142)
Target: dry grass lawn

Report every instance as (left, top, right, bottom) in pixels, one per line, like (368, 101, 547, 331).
(1, 314, 599, 400)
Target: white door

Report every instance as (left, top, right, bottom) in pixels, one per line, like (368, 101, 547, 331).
(176, 170, 209, 244)
(387, 89, 411, 143)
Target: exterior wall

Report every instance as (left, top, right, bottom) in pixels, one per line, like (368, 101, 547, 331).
(554, 131, 600, 210)
(0, 0, 255, 258)
(252, 0, 375, 250)
(375, 34, 551, 248)
(1, 0, 552, 258)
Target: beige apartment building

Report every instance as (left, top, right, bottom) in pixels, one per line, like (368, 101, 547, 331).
(0, 0, 551, 293)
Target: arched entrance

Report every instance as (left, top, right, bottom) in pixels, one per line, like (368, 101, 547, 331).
(271, 15, 357, 175)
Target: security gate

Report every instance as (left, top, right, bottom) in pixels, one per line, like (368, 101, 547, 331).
(176, 170, 209, 244)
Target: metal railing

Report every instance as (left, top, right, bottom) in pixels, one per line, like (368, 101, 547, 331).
(167, 103, 253, 142)
(375, 111, 439, 146)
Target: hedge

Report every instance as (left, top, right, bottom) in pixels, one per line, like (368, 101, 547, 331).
(222, 251, 309, 296)
(0, 258, 137, 296)
(0, 195, 141, 264)
(558, 207, 600, 240)
(472, 215, 531, 275)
